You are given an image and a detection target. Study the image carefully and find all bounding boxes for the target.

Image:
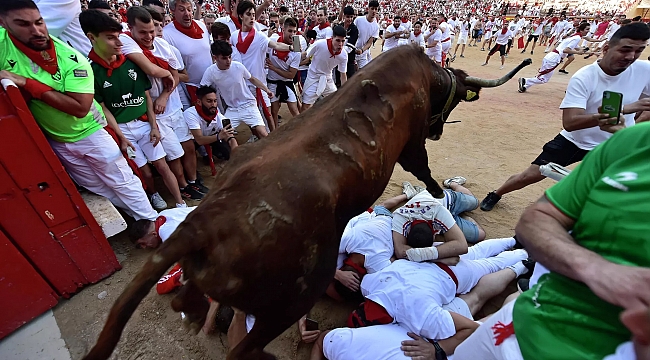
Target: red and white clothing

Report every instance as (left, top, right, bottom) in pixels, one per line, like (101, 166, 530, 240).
(215, 15, 266, 36)
(314, 23, 333, 40)
(200, 61, 265, 129)
(383, 24, 406, 51)
(184, 106, 226, 137)
(409, 31, 425, 48)
(231, 28, 272, 111)
(439, 21, 452, 54)
(323, 324, 417, 360)
(163, 20, 212, 93)
(267, 33, 300, 103)
(492, 29, 513, 45)
(302, 39, 348, 105)
(391, 190, 456, 239)
(354, 16, 380, 68)
(523, 34, 581, 89)
(425, 28, 443, 62)
(337, 210, 393, 275)
(158, 206, 196, 242)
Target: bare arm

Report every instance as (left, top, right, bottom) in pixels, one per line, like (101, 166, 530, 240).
(41, 91, 94, 119)
(256, 0, 272, 20)
(562, 107, 609, 131)
(190, 128, 218, 145)
(360, 37, 375, 52)
(392, 224, 468, 260)
(269, 40, 292, 52)
(248, 76, 273, 97)
(224, 0, 232, 14)
(99, 102, 134, 152)
(144, 91, 161, 146)
(178, 69, 190, 83)
(266, 61, 298, 79)
(340, 73, 347, 85)
(125, 53, 174, 87)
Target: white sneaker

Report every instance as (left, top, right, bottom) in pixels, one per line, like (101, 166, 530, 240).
(413, 185, 426, 194)
(176, 202, 188, 208)
(150, 192, 167, 210)
(443, 176, 467, 188)
(402, 182, 418, 200)
(481, 62, 487, 66)
(500, 65, 504, 70)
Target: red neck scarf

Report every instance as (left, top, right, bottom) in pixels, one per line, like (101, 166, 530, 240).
(501, 27, 508, 35)
(195, 104, 216, 121)
(8, 32, 58, 75)
(230, 14, 242, 30)
(273, 33, 290, 61)
(401, 17, 408, 23)
(298, 18, 306, 30)
(123, 32, 169, 70)
(88, 49, 126, 77)
(414, 30, 422, 36)
(327, 38, 341, 58)
(154, 215, 166, 235)
(173, 19, 204, 39)
(236, 27, 256, 54)
(319, 21, 330, 30)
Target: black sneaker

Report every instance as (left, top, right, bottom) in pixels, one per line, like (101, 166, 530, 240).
(512, 235, 525, 249)
(530, 50, 533, 55)
(518, 77, 526, 93)
(188, 182, 209, 195)
(522, 258, 536, 273)
(480, 191, 501, 211)
(558, 69, 569, 74)
(180, 186, 204, 200)
(517, 278, 530, 292)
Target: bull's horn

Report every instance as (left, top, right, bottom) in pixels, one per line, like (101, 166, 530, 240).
(464, 58, 533, 88)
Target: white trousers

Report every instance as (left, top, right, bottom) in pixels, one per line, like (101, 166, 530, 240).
(452, 238, 525, 294)
(48, 128, 158, 221)
(524, 51, 560, 89)
(453, 301, 524, 360)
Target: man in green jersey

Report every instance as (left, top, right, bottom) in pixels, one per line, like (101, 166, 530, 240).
(80, 9, 187, 209)
(0, 0, 158, 221)
(454, 124, 650, 358)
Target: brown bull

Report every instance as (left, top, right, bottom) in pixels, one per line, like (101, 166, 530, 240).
(84, 45, 531, 360)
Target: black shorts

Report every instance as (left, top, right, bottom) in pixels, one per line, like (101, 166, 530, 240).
(472, 29, 480, 39)
(489, 43, 507, 56)
(527, 34, 539, 43)
(531, 134, 589, 166)
(379, 29, 384, 36)
(211, 140, 232, 161)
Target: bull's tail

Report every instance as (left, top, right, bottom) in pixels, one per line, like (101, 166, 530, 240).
(83, 235, 191, 360)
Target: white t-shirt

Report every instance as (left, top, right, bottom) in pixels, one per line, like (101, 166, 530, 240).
(484, 20, 494, 32)
(392, 190, 456, 239)
(158, 206, 196, 242)
(306, 39, 348, 80)
(409, 32, 425, 48)
(183, 106, 225, 137)
(297, 36, 310, 71)
(559, 60, 650, 150)
(163, 20, 212, 86)
(230, 29, 271, 86)
(337, 211, 394, 274)
(35, 0, 91, 55)
(401, 20, 412, 32)
(531, 21, 544, 36)
(508, 21, 519, 37)
(459, 20, 470, 36)
(439, 22, 451, 40)
(323, 324, 412, 360)
(215, 16, 267, 35)
(603, 342, 635, 360)
(119, 35, 183, 118)
(361, 259, 457, 340)
(607, 22, 621, 40)
(267, 45, 301, 81)
(200, 61, 256, 108)
(314, 24, 333, 40)
(384, 25, 405, 50)
(447, 19, 457, 35)
(425, 29, 442, 57)
(493, 29, 513, 45)
(354, 16, 380, 50)
(555, 34, 581, 59)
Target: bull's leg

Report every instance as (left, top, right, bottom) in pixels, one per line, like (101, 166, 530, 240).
(170, 280, 210, 335)
(398, 143, 444, 198)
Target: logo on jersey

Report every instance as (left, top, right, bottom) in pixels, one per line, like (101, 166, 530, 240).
(69, 54, 78, 63)
(128, 69, 137, 81)
(103, 81, 113, 88)
(112, 92, 145, 108)
(601, 171, 637, 192)
(7, 59, 16, 69)
(51, 69, 62, 81)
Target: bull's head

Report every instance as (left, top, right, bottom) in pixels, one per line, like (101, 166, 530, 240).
(427, 58, 533, 140)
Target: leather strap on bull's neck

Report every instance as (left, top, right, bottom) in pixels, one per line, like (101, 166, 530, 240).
(430, 68, 457, 125)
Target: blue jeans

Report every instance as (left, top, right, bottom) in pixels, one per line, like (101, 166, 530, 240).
(372, 205, 393, 217)
(445, 190, 480, 243)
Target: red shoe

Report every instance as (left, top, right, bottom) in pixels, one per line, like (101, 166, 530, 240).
(157, 263, 183, 294)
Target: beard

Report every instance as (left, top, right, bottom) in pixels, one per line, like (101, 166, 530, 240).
(27, 37, 51, 51)
(202, 104, 217, 115)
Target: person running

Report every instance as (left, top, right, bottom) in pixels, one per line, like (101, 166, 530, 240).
(452, 14, 471, 59)
(517, 22, 593, 93)
(480, 23, 650, 211)
(520, 16, 544, 55)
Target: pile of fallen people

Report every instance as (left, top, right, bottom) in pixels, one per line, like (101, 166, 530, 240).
(132, 119, 650, 360)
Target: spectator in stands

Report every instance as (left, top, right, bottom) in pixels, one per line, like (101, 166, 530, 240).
(266, 17, 301, 131)
(184, 85, 238, 160)
(81, 9, 188, 209)
(0, 0, 159, 221)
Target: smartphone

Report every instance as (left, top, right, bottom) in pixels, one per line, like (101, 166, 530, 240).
(222, 118, 231, 128)
(305, 318, 318, 332)
(602, 91, 623, 124)
(292, 35, 302, 52)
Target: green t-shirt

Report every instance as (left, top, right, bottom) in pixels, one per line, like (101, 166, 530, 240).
(513, 122, 650, 359)
(0, 29, 103, 143)
(91, 58, 151, 124)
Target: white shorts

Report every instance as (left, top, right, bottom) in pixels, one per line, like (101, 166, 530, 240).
(118, 120, 167, 168)
(441, 41, 451, 53)
(224, 102, 266, 129)
(157, 109, 190, 161)
(442, 297, 473, 320)
(247, 84, 271, 108)
(454, 301, 523, 360)
(458, 34, 468, 44)
(427, 48, 442, 62)
(268, 81, 298, 103)
(302, 76, 336, 105)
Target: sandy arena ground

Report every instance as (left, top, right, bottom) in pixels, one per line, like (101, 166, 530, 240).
(52, 42, 649, 359)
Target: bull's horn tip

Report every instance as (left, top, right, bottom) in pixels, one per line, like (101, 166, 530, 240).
(523, 58, 533, 65)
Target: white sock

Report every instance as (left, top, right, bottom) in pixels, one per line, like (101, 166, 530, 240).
(507, 261, 528, 278)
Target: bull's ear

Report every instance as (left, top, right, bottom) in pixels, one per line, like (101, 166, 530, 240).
(464, 88, 480, 102)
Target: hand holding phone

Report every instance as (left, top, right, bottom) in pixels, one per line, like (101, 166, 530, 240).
(305, 318, 319, 331)
(292, 35, 302, 52)
(222, 118, 231, 128)
(602, 91, 623, 125)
